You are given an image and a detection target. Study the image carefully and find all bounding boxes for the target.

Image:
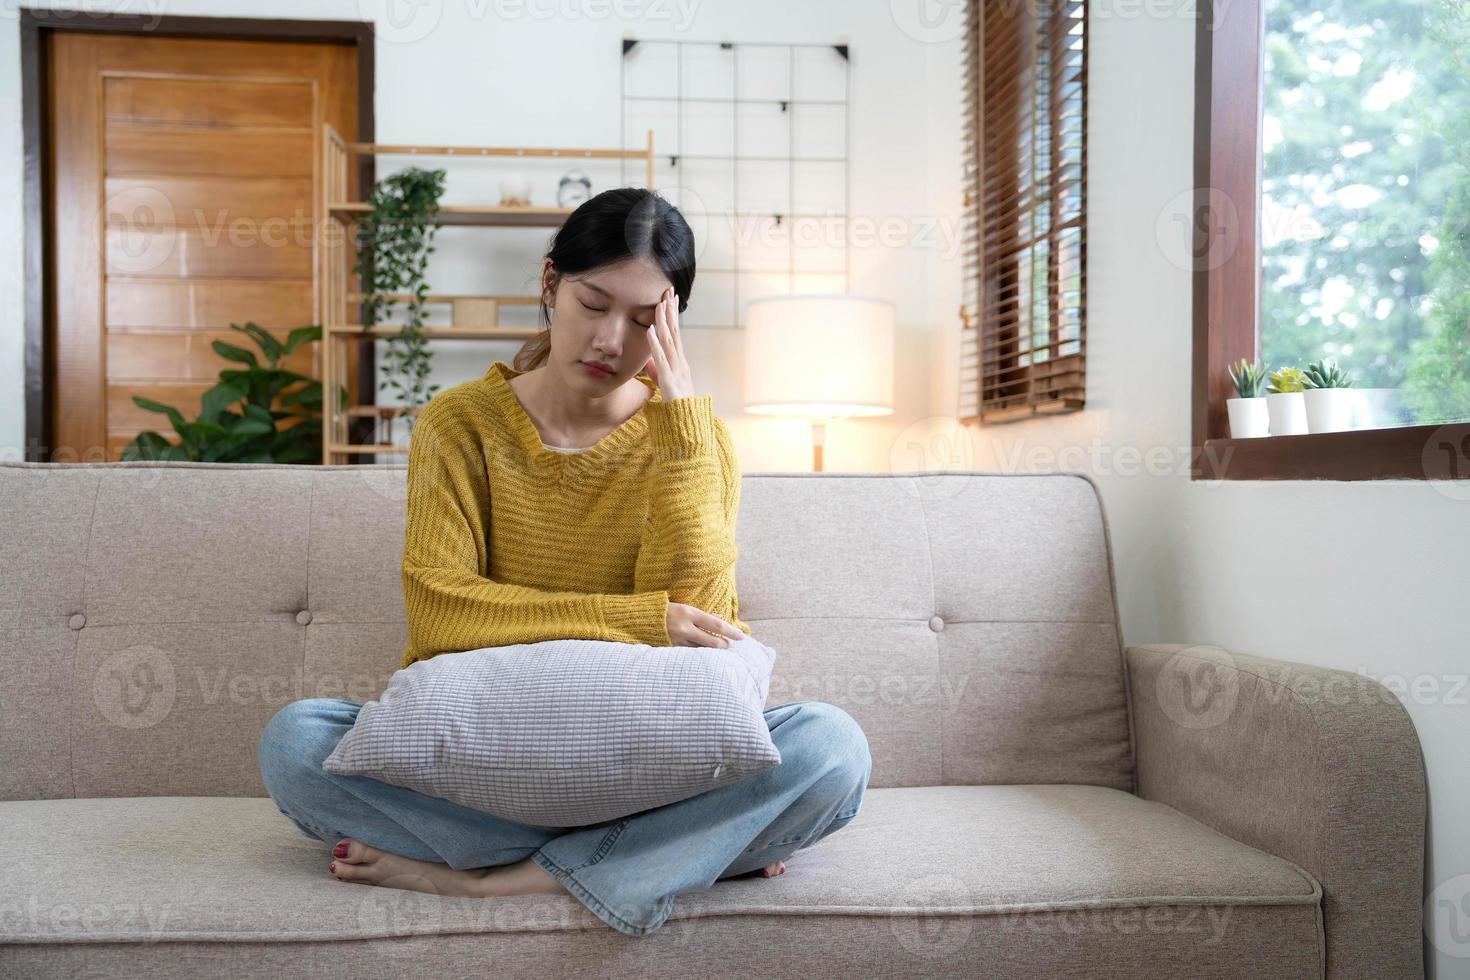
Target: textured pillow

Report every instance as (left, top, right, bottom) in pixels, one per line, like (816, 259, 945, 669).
(321, 633, 780, 827)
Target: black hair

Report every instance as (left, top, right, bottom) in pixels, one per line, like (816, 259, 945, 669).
(514, 187, 696, 371)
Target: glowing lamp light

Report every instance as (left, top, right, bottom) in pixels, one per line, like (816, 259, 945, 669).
(743, 295, 895, 471)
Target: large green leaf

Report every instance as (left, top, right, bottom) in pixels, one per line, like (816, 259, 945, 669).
(274, 369, 315, 386)
(219, 369, 254, 387)
(197, 420, 230, 437)
(281, 324, 321, 356)
(231, 403, 276, 437)
(201, 432, 258, 462)
(200, 382, 247, 421)
(211, 341, 259, 368)
(131, 396, 189, 436)
(120, 430, 172, 461)
(279, 382, 322, 409)
(182, 421, 228, 450)
(232, 322, 282, 363)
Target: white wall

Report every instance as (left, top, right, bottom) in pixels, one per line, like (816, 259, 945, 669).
(921, 3, 1468, 976)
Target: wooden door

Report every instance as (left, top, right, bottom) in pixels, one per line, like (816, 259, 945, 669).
(45, 32, 361, 461)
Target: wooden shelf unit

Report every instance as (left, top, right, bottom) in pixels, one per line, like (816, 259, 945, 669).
(318, 123, 656, 463)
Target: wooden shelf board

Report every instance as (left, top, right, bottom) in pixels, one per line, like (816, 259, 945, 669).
(329, 202, 572, 227)
(328, 443, 409, 455)
(343, 405, 423, 418)
(345, 292, 539, 304)
(346, 142, 650, 160)
(323, 324, 537, 340)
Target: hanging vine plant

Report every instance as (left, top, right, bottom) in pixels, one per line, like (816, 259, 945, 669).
(354, 166, 448, 426)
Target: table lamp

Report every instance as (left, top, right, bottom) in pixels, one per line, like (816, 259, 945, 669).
(743, 295, 895, 471)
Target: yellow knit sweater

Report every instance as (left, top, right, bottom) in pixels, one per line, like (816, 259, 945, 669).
(399, 359, 750, 670)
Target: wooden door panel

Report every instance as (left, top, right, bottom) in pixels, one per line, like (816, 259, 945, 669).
(48, 31, 359, 461)
(106, 331, 314, 382)
(103, 227, 313, 280)
(106, 279, 313, 329)
(105, 124, 315, 178)
(103, 174, 315, 228)
(104, 76, 314, 127)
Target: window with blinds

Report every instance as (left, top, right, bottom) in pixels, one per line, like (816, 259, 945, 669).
(960, 0, 1087, 424)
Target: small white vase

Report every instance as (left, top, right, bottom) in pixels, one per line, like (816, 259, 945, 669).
(1266, 391, 1307, 435)
(499, 173, 532, 207)
(1304, 388, 1355, 433)
(1227, 396, 1270, 438)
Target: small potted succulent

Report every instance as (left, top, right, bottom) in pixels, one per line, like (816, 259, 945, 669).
(1265, 366, 1308, 435)
(1301, 357, 1355, 433)
(1225, 358, 1269, 438)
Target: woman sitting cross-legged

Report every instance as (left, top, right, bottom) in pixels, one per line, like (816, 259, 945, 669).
(258, 187, 872, 939)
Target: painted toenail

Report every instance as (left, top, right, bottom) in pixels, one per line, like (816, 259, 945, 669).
(333, 842, 349, 857)
(330, 862, 337, 874)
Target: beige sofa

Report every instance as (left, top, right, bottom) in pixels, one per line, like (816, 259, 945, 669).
(0, 460, 1425, 978)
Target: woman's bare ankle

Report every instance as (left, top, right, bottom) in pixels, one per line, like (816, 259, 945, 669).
(479, 856, 566, 896)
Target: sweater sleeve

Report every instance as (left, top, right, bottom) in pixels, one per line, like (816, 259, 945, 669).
(632, 394, 752, 640)
(399, 397, 671, 670)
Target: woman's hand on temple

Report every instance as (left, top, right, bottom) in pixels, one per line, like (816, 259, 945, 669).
(667, 601, 744, 649)
(642, 286, 697, 402)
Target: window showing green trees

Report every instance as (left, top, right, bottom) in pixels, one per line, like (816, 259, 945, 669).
(1261, 0, 1470, 427)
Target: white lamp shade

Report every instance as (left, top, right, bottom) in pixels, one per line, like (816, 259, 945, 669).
(743, 295, 895, 419)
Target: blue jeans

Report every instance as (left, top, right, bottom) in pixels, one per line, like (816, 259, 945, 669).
(257, 697, 871, 937)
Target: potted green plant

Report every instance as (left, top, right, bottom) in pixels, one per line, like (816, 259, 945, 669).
(1225, 358, 1269, 438)
(1265, 366, 1308, 436)
(121, 322, 337, 463)
(355, 166, 447, 437)
(1301, 357, 1355, 433)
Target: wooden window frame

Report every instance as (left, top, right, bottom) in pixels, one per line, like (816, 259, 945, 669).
(1191, 0, 1470, 480)
(960, 0, 1088, 426)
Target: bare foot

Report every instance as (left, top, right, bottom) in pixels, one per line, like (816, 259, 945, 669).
(329, 837, 565, 897)
(759, 859, 786, 877)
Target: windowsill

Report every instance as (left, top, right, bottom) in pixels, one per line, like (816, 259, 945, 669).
(1194, 422, 1470, 481)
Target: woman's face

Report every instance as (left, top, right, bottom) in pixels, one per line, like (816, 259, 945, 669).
(542, 258, 675, 393)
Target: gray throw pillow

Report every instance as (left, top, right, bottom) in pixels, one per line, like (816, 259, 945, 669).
(321, 633, 780, 827)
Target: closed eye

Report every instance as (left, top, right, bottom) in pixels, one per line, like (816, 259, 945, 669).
(582, 300, 654, 328)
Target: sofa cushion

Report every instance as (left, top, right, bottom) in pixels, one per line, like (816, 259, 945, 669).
(0, 785, 1321, 978)
(1, 463, 1133, 804)
(320, 634, 781, 826)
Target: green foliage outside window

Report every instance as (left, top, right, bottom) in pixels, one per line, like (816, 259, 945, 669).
(1261, 0, 1470, 424)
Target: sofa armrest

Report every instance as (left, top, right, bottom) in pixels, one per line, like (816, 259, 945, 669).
(1125, 643, 1426, 980)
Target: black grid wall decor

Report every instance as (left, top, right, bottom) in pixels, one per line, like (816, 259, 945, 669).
(621, 37, 852, 330)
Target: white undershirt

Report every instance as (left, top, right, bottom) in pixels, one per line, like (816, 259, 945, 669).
(540, 442, 589, 453)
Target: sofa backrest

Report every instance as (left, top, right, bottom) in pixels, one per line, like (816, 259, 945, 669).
(0, 461, 1134, 801)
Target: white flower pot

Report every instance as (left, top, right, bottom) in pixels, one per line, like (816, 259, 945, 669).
(1304, 388, 1355, 433)
(1266, 391, 1307, 435)
(1227, 396, 1270, 438)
